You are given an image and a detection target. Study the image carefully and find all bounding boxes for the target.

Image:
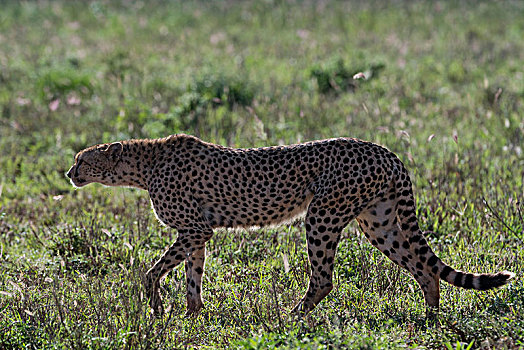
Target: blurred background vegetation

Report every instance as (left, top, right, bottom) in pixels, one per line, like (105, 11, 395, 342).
(0, 1, 523, 348)
(1, 0, 522, 202)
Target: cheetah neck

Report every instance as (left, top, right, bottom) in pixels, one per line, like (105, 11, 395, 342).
(115, 139, 159, 190)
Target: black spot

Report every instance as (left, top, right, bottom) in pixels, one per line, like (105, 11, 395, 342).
(427, 255, 438, 266)
(409, 235, 420, 243)
(454, 272, 464, 286)
(440, 266, 453, 280)
(463, 274, 474, 289)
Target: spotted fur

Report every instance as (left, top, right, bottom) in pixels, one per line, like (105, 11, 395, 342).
(67, 134, 514, 316)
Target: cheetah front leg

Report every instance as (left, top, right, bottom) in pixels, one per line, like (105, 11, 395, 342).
(145, 227, 212, 317)
(145, 239, 183, 317)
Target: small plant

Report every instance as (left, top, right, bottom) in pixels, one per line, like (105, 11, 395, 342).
(188, 72, 255, 110)
(114, 72, 256, 138)
(104, 50, 136, 85)
(309, 57, 384, 94)
(36, 66, 94, 103)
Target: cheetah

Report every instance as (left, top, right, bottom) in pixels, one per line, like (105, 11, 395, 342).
(67, 134, 514, 317)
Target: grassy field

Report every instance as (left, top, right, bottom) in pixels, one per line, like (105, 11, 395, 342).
(0, 1, 523, 348)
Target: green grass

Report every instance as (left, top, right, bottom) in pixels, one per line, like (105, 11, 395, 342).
(0, 1, 523, 348)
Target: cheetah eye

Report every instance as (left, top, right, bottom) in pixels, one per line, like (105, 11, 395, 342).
(75, 158, 93, 176)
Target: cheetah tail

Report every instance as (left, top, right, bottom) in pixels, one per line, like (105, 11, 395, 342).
(434, 261, 515, 290)
(393, 163, 515, 291)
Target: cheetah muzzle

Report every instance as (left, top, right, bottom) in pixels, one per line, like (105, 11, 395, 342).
(67, 134, 514, 318)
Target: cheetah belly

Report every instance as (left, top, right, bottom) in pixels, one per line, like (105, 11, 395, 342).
(202, 188, 315, 228)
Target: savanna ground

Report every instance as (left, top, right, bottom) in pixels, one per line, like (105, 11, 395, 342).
(0, 1, 523, 349)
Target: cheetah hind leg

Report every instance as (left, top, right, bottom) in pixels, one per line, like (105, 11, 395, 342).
(292, 197, 355, 316)
(357, 193, 441, 321)
(184, 245, 206, 317)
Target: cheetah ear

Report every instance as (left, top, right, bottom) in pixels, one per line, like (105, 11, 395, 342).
(106, 142, 123, 160)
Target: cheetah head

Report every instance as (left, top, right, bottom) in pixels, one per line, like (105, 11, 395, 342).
(67, 142, 123, 188)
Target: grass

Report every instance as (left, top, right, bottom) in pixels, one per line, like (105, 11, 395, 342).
(0, 0, 523, 348)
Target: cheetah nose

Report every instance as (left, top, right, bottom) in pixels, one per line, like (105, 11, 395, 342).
(66, 167, 73, 179)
